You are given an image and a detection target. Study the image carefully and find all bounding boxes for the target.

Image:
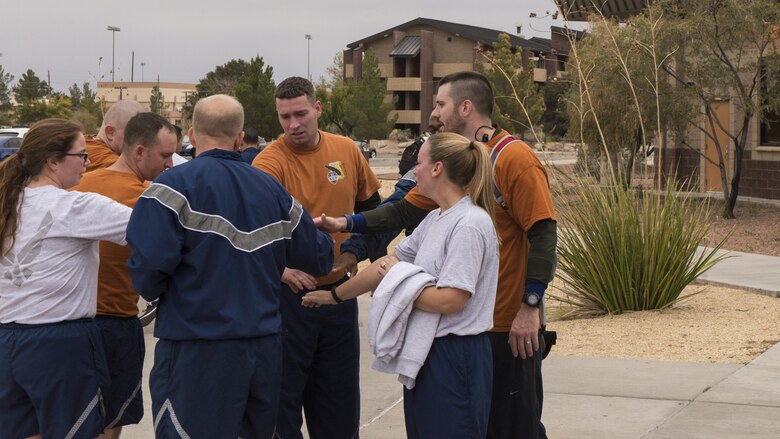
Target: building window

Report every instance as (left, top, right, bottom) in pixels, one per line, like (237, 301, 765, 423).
(532, 53, 544, 69)
(760, 64, 780, 146)
(761, 110, 780, 146)
(557, 55, 567, 72)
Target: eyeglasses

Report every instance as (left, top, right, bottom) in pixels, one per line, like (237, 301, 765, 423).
(63, 153, 89, 164)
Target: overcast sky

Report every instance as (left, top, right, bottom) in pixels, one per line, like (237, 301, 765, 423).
(0, 0, 585, 93)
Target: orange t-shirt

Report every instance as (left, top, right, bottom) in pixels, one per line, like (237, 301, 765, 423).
(72, 168, 148, 317)
(253, 131, 381, 286)
(405, 130, 557, 331)
(85, 135, 119, 172)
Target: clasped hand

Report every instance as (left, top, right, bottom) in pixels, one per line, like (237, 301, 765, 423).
(313, 214, 346, 233)
(301, 255, 399, 308)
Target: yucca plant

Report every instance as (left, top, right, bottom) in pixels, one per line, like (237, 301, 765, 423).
(551, 176, 728, 318)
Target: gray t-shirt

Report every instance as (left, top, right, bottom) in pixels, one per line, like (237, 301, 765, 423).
(0, 186, 131, 324)
(395, 195, 499, 336)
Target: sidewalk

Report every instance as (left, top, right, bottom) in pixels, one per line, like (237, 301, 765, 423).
(360, 344, 780, 438)
(697, 248, 780, 297)
(124, 249, 780, 438)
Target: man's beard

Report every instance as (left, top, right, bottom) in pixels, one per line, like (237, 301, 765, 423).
(445, 114, 467, 137)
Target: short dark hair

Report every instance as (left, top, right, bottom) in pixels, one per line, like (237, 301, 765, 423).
(243, 126, 259, 144)
(123, 112, 176, 151)
(275, 76, 316, 102)
(173, 125, 183, 142)
(438, 71, 494, 118)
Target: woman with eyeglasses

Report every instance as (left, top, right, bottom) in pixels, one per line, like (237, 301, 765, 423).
(0, 119, 132, 439)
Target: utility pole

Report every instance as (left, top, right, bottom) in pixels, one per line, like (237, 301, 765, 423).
(107, 26, 121, 83)
(305, 34, 312, 82)
(131, 50, 135, 82)
(113, 85, 128, 100)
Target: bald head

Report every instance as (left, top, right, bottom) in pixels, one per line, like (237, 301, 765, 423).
(190, 95, 245, 153)
(99, 100, 145, 153)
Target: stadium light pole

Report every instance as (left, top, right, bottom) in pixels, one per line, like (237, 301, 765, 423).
(107, 26, 121, 82)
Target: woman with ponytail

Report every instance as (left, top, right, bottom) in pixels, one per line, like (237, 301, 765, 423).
(0, 119, 132, 439)
(303, 132, 499, 438)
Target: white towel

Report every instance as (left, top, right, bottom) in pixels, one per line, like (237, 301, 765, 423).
(367, 261, 439, 389)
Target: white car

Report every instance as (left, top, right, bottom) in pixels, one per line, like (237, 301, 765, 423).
(0, 128, 30, 138)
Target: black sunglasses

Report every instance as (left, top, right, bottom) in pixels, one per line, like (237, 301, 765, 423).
(63, 153, 89, 164)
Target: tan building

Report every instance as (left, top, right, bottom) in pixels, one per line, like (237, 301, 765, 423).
(343, 17, 578, 135)
(96, 81, 196, 126)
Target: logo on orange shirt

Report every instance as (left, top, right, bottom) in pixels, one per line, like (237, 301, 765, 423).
(325, 161, 346, 185)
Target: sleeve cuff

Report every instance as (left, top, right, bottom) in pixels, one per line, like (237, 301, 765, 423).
(525, 280, 547, 297)
(351, 214, 367, 234)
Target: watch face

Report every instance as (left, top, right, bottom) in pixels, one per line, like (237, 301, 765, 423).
(525, 293, 540, 307)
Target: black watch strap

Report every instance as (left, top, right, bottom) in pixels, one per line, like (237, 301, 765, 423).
(331, 285, 344, 304)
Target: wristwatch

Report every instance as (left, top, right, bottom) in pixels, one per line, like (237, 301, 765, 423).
(523, 292, 541, 308)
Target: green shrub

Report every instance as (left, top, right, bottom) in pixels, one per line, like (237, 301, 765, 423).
(552, 177, 728, 318)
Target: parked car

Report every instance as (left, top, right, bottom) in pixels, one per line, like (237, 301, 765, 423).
(0, 135, 23, 161)
(354, 140, 377, 160)
(0, 127, 30, 138)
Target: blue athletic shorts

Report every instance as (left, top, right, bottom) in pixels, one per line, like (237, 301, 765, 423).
(403, 333, 493, 439)
(0, 319, 109, 439)
(95, 316, 145, 429)
(150, 334, 282, 438)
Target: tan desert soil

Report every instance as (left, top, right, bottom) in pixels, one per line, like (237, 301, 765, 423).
(546, 285, 780, 364)
(373, 175, 780, 364)
(703, 202, 780, 257)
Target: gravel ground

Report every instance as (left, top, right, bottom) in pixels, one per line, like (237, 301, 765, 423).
(546, 284, 780, 364)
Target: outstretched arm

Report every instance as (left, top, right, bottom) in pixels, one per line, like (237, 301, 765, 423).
(338, 177, 419, 263)
(314, 198, 430, 235)
(302, 255, 399, 306)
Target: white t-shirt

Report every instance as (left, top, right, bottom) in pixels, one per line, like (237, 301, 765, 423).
(0, 186, 131, 324)
(171, 152, 188, 166)
(394, 195, 499, 336)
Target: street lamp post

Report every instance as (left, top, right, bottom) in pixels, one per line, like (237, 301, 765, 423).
(107, 26, 121, 83)
(141, 62, 146, 82)
(305, 34, 312, 82)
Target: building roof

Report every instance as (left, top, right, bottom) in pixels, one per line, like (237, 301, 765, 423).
(530, 37, 552, 49)
(347, 17, 550, 53)
(389, 36, 421, 57)
(554, 0, 651, 22)
(551, 25, 588, 41)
